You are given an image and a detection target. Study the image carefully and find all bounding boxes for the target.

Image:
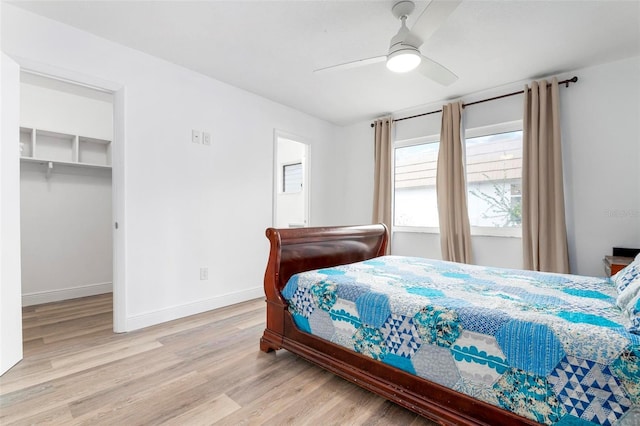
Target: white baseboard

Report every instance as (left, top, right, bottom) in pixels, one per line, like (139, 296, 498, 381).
(22, 282, 113, 306)
(124, 286, 264, 332)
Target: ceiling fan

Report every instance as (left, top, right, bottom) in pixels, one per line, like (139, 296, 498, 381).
(314, 0, 460, 86)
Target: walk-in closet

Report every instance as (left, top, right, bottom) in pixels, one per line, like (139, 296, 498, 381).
(20, 72, 113, 307)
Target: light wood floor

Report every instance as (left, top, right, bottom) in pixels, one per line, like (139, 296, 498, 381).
(0, 294, 435, 425)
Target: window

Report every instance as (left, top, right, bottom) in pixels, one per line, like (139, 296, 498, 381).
(394, 139, 440, 228)
(393, 122, 522, 236)
(466, 129, 523, 230)
(283, 162, 303, 193)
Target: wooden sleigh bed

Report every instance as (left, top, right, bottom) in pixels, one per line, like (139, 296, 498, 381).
(259, 225, 639, 426)
(260, 225, 640, 426)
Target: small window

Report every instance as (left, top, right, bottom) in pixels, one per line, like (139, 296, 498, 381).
(283, 162, 303, 193)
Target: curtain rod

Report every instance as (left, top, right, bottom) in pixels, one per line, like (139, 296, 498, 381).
(370, 76, 578, 128)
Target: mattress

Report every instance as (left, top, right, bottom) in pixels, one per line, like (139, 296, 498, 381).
(281, 255, 640, 425)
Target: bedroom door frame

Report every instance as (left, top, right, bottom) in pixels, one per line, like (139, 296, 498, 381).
(10, 56, 127, 333)
(272, 129, 310, 228)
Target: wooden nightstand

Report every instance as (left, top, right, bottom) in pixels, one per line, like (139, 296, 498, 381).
(603, 255, 634, 277)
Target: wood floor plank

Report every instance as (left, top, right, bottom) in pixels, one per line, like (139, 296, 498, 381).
(271, 374, 384, 425)
(3, 403, 75, 426)
(65, 352, 189, 418)
(0, 294, 435, 425)
(0, 341, 163, 395)
(257, 373, 350, 425)
(1, 350, 183, 424)
(71, 371, 210, 425)
(42, 321, 113, 344)
(216, 365, 333, 425)
(23, 312, 112, 342)
(162, 393, 241, 426)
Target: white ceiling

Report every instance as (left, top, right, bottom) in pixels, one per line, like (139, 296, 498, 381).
(10, 0, 640, 125)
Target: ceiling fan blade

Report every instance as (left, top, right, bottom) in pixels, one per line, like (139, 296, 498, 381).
(417, 55, 458, 86)
(411, 0, 461, 43)
(313, 55, 387, 73)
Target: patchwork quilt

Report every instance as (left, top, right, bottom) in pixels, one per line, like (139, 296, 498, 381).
(281, 256, 640, 425)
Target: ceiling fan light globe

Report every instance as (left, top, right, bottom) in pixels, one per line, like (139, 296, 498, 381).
(386, 50, 421, 73)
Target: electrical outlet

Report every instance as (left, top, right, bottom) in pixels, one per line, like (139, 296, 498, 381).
(200, 267, 208, 280)
(192, 129, 201, 144)
(202, 132, 211, 146)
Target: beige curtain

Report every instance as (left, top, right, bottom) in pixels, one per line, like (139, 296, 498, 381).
(522, 78, 569, 273)
(372, 117, 393, 246)
(437, 101, 472, 263)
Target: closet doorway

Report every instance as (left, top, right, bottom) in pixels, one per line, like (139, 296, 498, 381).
(19, 71, 116, 329)
(273, 131, 310, 228)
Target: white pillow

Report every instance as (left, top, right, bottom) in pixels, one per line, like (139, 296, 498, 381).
(612, 259, 640, 294)
(625, 291, 640, 334)
(616, 278, 640, 311)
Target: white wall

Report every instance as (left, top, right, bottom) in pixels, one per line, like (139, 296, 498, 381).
(20, 80, 114, 306)
(2, 4, 341, 330)
(338, 56, 640, 277)
(1, 53, 24, 374)
(561, 56, 640, 276)
(21, 76, 113, 140)
(336, 122, 374, 226)
(21, 164, 113, 305)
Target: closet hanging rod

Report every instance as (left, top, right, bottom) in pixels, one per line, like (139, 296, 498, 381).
(369, 76, 578, 128)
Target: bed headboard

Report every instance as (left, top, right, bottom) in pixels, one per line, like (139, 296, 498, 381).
(263, 224, 388, 303)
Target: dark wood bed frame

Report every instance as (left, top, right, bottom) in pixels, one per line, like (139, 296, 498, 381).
(260, 224, 538, 426)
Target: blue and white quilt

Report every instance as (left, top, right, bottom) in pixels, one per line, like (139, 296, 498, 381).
(282, 256, 640, 425)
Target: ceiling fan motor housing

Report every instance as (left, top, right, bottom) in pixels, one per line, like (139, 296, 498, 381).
(392, 1, 416, 20)
(387, 2, 421, 73)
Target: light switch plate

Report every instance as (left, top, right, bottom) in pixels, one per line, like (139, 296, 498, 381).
(192, 129, 201, 144)
(202, 132, 211, 146)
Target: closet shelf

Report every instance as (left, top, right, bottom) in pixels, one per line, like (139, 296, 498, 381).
(20, 126, 112, 169)
(20, 157, 112, 170)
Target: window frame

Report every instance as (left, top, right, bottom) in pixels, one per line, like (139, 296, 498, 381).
(392, 120, 523, 238)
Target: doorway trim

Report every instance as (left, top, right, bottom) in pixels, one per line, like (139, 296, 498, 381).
(11, 56, 127, 333)
(273, 129, 310, 228)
